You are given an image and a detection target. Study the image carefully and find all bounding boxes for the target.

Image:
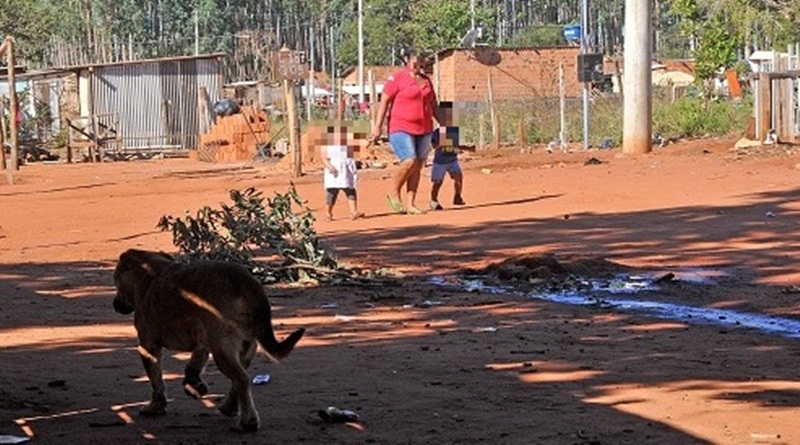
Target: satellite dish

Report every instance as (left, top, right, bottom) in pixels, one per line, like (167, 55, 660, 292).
(459, 28, 478, 48)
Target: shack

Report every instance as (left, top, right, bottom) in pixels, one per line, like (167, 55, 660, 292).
(5, 53, 224, 161)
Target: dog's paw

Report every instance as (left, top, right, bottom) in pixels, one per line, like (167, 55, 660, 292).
(139, 403, 167, 417)
(219, 400, 239, 418)
(182, 380, 209, 399)
(230, 419, 260, 433)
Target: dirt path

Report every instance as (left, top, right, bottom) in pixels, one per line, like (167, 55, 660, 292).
(1, 137, 799, 444)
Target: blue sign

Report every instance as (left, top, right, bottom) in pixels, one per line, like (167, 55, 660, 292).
(563, 25, 581, 42)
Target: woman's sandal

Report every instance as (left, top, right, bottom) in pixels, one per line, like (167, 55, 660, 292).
(350, 212, 365, 220)
(386, 195, 405, 214)
(407, 206, 426, 215)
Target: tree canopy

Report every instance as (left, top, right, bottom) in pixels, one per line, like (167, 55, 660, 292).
(1, 0, 797, 82)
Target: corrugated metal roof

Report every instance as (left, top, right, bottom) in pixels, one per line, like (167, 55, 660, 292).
(9, 53, 226, 80)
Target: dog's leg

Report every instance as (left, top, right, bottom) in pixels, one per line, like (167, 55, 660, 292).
(138, 345, 167, 416)
(213, 341, 260, 432)
(183, 349, 209, 399)
(218, 340, 257, 418)
(240, 340, 257, 369)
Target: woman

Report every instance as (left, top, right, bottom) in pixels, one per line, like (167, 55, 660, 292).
(371, 48, 445, 215)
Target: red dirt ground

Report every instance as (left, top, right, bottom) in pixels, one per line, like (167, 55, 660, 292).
(1, 137, 799, 444)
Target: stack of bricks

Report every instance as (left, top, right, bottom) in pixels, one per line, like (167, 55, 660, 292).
(193, 105, 270, 163)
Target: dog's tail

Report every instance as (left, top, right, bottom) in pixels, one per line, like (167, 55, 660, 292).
(259, 327, 305, 361)
(255, 303, 305, 361)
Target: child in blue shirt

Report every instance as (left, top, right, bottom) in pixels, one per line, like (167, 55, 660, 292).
(429, 126, 469, 210)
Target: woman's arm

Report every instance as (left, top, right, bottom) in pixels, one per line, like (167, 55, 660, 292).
(433, 102, 447, 126)
(371, 94, 392, 141)
(430, 84, 448, 126)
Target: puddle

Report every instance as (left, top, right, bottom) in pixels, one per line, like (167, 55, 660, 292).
(430, 275, 800, 339)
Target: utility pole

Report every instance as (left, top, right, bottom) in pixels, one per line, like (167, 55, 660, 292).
(357, 0, 365, 105)
(622, 0, 652, 154)
(470, 0, 475, 30)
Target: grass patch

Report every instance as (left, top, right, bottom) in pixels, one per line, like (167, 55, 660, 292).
(457, 91, 751, 148)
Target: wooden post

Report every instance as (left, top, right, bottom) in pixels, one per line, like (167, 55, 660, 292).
(478, 112, 485, 150)
(307, 67, 314, 121)
(94, 113, 105, 161)
(559, 62, 567, 151)
(198, 86, 211, 137)
(7, 37, 19, 180)
(778, 52, 790, 140)
(66, 119, 73, 163)
(368, 69, 377, 124)
(284, 79, 302, 177)
(613, 59, 624, 97)
(518, 117, 526, 151)
(336, 78, 344, 121)
(487, 67, 499, 150)
(0, 103, 6, 171)
(758, 72, 771, 143)
(88, 68, 100, 162)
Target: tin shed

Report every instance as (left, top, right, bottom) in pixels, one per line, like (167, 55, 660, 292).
(19, 53, 224, 158)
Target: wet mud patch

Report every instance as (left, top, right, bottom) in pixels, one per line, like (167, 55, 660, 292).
(463, 253, 638, 291)
(441, 254, 800, 339)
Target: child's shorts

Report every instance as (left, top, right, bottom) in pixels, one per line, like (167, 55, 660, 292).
(431, 160, 462, 183)
(326, 187, 357, 205)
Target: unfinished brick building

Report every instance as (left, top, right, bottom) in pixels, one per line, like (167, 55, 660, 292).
(433, 46, 583, 103)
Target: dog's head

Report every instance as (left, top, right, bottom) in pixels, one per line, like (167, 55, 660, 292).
(113, 249, 174, 314)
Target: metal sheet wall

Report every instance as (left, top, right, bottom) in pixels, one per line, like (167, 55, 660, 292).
(90, 57, 221, 151)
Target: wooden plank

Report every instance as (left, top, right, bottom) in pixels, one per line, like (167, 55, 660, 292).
(197, 86, 212, 137)
(369, 69, 377, 124)
(776, 56, 791, 141)
(8, 37, 18, 182)
(0, 94, 6, 171)
(758, 73, 771, 143)
(488, 67, 499, 150)
(284, 79, 301, 177)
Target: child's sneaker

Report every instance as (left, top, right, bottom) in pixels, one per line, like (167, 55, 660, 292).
(453, 195, 466, 206)
(430, 201, 444, 211)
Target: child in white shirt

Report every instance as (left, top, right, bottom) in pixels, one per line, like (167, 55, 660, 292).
(321, 125, 364, 221)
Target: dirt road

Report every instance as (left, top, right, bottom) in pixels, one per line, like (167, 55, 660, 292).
(1, 137, 799, 444)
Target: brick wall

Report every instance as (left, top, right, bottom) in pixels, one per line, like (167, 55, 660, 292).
(435, 47, 582, 103)
(603, 57, 696, 76)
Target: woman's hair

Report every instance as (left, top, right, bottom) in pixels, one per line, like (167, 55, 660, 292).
(399, 46, 432, 64)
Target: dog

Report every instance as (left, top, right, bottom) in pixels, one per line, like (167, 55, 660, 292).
(112, 248, 304, 432)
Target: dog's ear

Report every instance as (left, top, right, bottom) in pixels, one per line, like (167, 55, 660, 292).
(118, 249, 170, 277)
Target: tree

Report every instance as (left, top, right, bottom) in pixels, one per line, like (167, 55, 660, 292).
(403, 0, 494, 52)
(508, 24, 567, 47)
(668, 0, 800, 85)
(0, 0, 62, 64)
(334, 0, 412, 71)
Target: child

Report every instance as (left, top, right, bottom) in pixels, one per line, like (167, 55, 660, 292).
(320, 124, 364, 221)
(430, 125, 471, 210)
